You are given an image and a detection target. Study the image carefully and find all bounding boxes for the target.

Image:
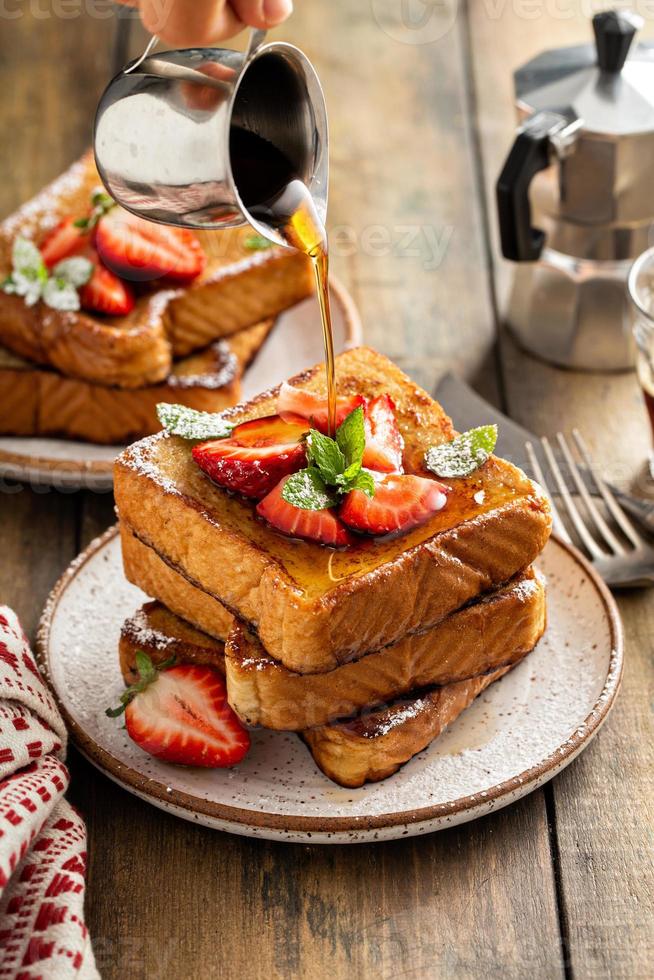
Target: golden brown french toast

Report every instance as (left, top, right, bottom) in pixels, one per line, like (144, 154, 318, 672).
(0, 319, 274, 445)
(303, 669, 510, 787)
(225, 569, 544, 729)
(120, 526, 234, 641)
(120, 527, 544, 728)
(118, 600, 514, 787)
(0, 153, 313, 388)
(115, 348, 552, 673)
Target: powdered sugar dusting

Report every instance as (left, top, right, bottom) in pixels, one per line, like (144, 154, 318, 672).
(1, 156, 91, 242)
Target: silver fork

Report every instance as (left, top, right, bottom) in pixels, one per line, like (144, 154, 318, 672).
(525, 430, 654, 588)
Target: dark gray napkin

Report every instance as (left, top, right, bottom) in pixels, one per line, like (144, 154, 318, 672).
(434, 373, 654, 536)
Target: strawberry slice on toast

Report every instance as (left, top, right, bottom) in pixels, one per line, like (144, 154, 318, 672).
(277, 382, 365, 434)
(193, 414, 308, 500)
(257, 475, 354, 547)
(40, 217, 87, 268)
(79, 254, 135, 316)
(96, 210, 206, 283)
(362, 394, 404, 472)
(340, 474, 447, 535)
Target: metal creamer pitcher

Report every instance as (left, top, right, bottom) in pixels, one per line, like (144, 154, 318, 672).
(93, 30, 328, 248)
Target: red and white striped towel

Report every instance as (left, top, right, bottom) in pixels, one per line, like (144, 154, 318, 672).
(0, 607, 97, 979)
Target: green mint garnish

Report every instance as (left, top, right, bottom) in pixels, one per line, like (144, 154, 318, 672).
(74, 188, 115, 231)
(1, 237, 93, 312)
(424, 424, 498, 479)
(244, 234, 273, 250)
(286, 406, 376, 511)
(106, 650, 176, 718)
(156, 402, 235, 440)
(282, 466, 337, 511)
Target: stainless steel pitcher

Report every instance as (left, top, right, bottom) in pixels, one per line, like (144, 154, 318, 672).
(93, 30, 328, 248)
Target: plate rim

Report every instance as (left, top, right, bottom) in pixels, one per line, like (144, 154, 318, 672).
(0, 275, 363, 485)
(36, 524, 624, 836)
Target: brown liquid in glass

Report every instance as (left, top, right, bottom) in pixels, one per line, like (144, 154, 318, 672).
(231, 128, 337, 435)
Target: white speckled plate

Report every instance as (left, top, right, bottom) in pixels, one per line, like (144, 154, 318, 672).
(36, 528, 623, 843)
(0, 277, 361, 491)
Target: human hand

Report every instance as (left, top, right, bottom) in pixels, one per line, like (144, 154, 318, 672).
(116, 0, 293, 48)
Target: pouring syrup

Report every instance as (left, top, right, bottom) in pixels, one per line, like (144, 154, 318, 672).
(230, 128, 337, 436)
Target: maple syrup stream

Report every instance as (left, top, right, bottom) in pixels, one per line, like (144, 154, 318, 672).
(231, 128, 337, 436)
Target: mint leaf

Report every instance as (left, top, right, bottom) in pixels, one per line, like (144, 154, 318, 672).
(306, 428, 345, 484)
(424, 425, 498, 479)
(42, 277, 81, 312)
(2, 236, 93, 312)
(13, 237, 44, 276)
(244, 234, 273, 250)
(336, 406, 366, 468)
(282, 467, 337, 510)
(156, 403, 234, 440)
(350, 468, 376, 498)
(53, 256, 93, 288)
(76, 188, 115, 231)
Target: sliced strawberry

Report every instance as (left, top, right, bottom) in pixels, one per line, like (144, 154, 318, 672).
(362, 394, 404, 472)
(340, 474, 447, 535)
(257, 476, 354, 547)
(96, 209, 206, 283)
(192, 414, 308, 500)
(277, 382, 366, 434)
(125, 664, 250, 768)
(78, 254, 135, 316)
(40, 217, 87, 268)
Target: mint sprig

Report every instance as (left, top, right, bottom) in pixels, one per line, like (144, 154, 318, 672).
(106, 650, 176, 718)
(74, 187, 115, 231)
(156, 402, 235, 440)
(282, 467, 337, 510)
(282, 406, 376, 511)
(424, 425, 498, 479)
(2, 237, 92, 312)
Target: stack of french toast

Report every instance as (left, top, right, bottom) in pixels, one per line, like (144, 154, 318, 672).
(114, 348, 553, 787)
(0, 153, 313, 444)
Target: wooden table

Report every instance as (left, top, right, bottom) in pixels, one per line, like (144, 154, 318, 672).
(1, 4, 652, 977)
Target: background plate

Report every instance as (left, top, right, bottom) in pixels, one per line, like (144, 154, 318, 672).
(0, 277, 361, 491)
(37, 529, 623, 844)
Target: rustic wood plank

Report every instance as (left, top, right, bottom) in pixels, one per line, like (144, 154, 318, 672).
(467, 6, 654, 976)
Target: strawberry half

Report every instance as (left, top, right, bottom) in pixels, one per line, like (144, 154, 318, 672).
(124, 664, 249, 768)
(277, 382, 366, 434)
(362, 394, 404, 472)
(79, 254, 135, 316)
(96, 209, 206, 283)
(192, 414, 308, 500)
(40, 217, 87, 268)
(257, 476, 354, 547)
(340, 474, 447, 535)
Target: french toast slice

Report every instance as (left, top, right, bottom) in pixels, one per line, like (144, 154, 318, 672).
(119, 527, 543, 729)
(0, 319, 274, 445)
(119, 601, 513, 787)
(225, 569, 544, 730)
(0, 153, 313, 388)
(120, 526, 234, 641)
(115, 348, 552, 673)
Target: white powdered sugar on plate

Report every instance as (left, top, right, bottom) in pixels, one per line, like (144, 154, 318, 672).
(36, 529, 623, 843)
